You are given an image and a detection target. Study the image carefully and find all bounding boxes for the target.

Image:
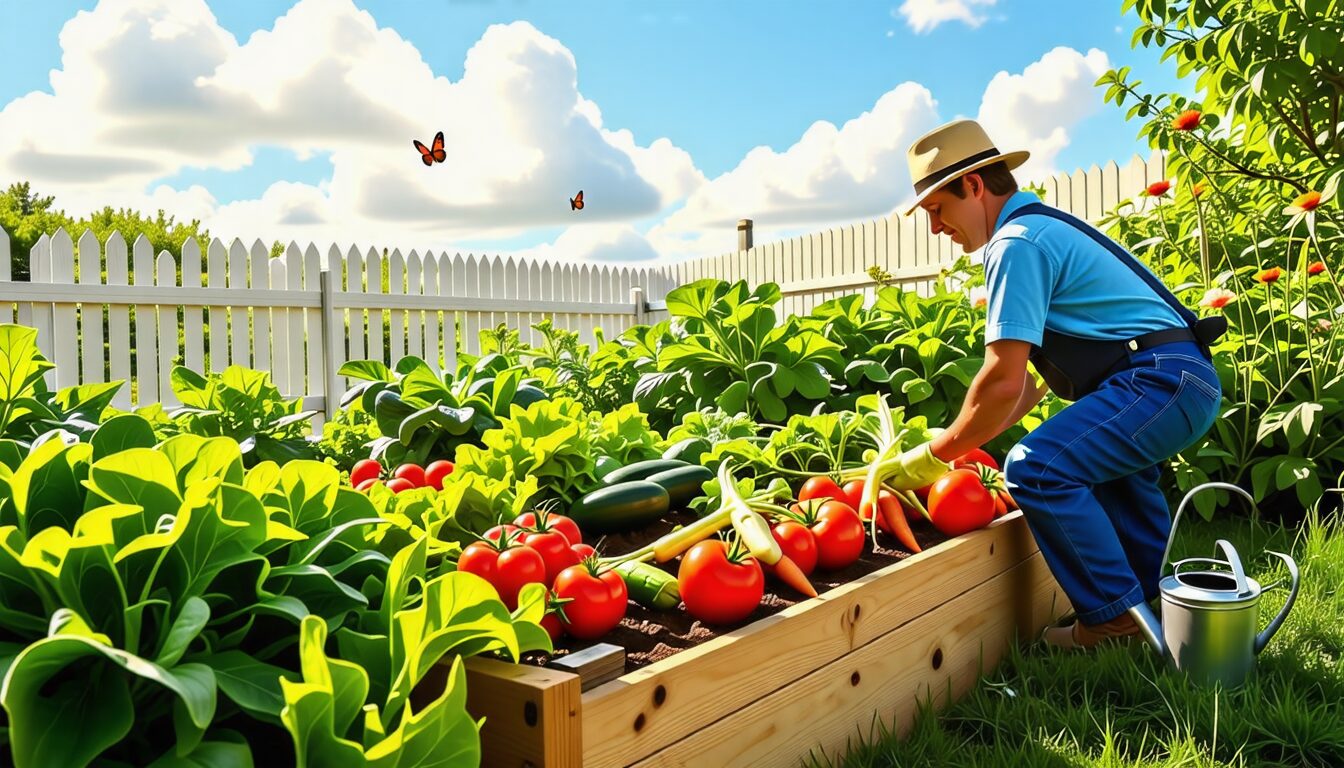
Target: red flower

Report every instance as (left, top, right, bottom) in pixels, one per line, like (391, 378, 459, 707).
(1145, 180, 1172, 197)
(1172, 110, 1202, 132)
(1309, 261, 1326, 275)
(1199, 288, 1237, 309)
(1254, 267, 1283, 284)
(1286, 191, 1322, 213)
(1191, 182, 1208, 198)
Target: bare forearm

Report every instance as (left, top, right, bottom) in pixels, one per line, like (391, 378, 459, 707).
(930, 370, 1023, 461)
(999, 376, 1049, 431)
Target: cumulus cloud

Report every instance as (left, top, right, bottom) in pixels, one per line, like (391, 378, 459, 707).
(514, 223, 660, 264)
(0, 0, 704, 250)
(976, 47, 1112, 182)
(896, 0, 998, 34)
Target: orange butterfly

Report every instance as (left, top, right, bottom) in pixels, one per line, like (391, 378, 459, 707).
(570, 190, 584, 211)
(413, 131, 446, 166)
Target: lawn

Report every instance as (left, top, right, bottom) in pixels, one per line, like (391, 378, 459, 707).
(821, 505, 1344, 768)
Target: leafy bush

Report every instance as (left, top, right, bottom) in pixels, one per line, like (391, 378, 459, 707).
(165, 364, 321, 467)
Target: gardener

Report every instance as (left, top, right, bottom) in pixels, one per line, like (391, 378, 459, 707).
(880, 119, 1225, 649)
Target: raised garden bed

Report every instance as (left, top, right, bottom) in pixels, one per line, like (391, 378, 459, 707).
(449, 512, 1067, 767)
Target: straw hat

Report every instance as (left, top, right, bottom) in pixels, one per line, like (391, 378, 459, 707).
(903, 120, 1029, 215)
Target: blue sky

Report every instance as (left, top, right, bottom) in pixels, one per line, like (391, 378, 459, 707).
(0, 0, 1190, 262)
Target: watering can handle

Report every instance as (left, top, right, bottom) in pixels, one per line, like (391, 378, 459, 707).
(1213, 539, 1253, 598)
(1161, 482, 1256, 577)
(1254, 551, 1301, 654)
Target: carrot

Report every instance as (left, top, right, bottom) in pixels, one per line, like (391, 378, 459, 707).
(769, 553, 818, 598)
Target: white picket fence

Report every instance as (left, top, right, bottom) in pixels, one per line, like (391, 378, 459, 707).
(672, 151, 1169, 317)
(0, 151, 1168, 417)
(0, 227, 675, 416)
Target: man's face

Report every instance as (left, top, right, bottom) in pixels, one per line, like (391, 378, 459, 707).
(919, 177, 987, 253)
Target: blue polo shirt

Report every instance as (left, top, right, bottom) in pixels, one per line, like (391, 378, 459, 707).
(983, 191, 1187, 346)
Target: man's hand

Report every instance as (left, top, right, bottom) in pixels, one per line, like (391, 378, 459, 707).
(884, 442, 953, 491)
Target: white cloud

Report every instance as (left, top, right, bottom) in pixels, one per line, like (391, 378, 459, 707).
(514, 223, 660, 264)
(897, 0, 998, 34)
(976, 47, 1112, 182)
(0, 0, 704, 251)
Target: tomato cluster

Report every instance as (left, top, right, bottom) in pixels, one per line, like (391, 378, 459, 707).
(349, 458, 455, 493)
(459, 509, 628, 641)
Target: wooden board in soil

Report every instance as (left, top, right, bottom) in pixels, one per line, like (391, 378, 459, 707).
(630, 551, 1062, 767)
(579, 513, 1056, 768)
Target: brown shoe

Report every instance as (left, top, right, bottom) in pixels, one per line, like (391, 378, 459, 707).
(1041, 612, 1142, 650)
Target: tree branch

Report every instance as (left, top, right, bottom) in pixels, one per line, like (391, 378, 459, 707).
(1270, 99, 1326, 163)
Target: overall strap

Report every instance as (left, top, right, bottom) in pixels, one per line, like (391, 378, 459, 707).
(1001, 202, 1198, 328)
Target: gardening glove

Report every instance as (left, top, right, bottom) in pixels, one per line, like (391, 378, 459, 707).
(884, 442, 953, 491)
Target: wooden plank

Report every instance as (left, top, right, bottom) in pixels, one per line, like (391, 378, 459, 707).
(629, 553, 1062, 768)
(49, 229, 77, 388)
(206, 238, 228, 372)
(181, 238, 204, 374)
(423, 253, 441, 373)
(442, 253, 458, 374)
(406, 250, 423, 361)
(303, 244, 323, 400)
(250, 241, 271, 376)
(285, 245, 306, 397)
(346, 246, 366, 366)
(0, 225, 10, 325)
(388, 248, 406, 365)
(490, 255, 507, 339)
(107, 233, 132, 407)
(547, 643, 626, 692)
(270, 258, 291, 396)
(449, 253, 467, 370)
(132, 235, 158, 405)
(366, 248, 385, 365)
(463, 255, 481, 357)
(28, 235, 53, 377)
(155, 251, 179, 407)
(579, 515, 1046, 767)
(78, 229, 106, 383)
(228, 239, 249, 368)
(458, 657, 582, 768)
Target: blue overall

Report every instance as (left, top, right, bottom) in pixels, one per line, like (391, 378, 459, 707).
(988, 199, 1222, 625)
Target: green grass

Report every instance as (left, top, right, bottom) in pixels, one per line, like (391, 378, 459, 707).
(814, 507, 1344, 768)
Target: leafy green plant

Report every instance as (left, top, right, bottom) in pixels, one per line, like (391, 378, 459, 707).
(166, 364, 320, 467)
(526, 319, 638, 413)
(0, 324, 124, 448)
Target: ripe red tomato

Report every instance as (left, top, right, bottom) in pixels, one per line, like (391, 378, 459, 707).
(770, 520, 818, 576)
(424, 460, 455, 490)
(521, 530, 581, 585)
(570, 542, 596, 560)
(484, 524, 520, 545)
(839, 479, 867, 515)
(350, 459, 382, 487)
(354, 478, 379, 492)
(385, 477, 416, 494)
(458, 541, 502, 585)
(953, 448, 999, 471)
(799, 476, 846, 504)
(553, 564, 628, 639)
(928, 468, 996, 537)
(493, 545, 547, 610)
(677, 540, 765, 625)
(393, 463, 426, 488)
(809, 500, 866, 571)
(514, 510, 583, 547)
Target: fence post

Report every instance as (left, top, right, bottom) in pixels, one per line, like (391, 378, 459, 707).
(630, 286, 646, 326)
(319, 269, 342, 420)
(737, 219, 753, 251)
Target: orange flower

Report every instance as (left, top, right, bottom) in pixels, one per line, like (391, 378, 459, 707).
(1145, 180, 1171, 197)
(1309, 261, 1326, 275)
(1172, 110, 1202, 131)
(1284, 191, 1322, 215)
(1191, 181, 1208, 198)
(969, 286, 988, 309)
(1199, 288, 1237, 309)
(1254, 267, 1284, 284)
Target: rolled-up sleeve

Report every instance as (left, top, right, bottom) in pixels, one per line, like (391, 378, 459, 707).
(983, 236, 1057, 346)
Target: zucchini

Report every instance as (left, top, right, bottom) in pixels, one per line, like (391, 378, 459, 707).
(602, 458, 690, 484)
(614, 561, 681, 610)
(662, 437, 710, 464)
(569, 481, 670, 534)
(594, 455, 622, 481)
(646, 465, 714, 508)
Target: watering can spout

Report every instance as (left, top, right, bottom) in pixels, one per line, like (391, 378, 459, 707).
(1128, 601, 1167, 659)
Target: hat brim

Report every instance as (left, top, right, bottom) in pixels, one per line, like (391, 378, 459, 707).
(901, 150, 1031, 216)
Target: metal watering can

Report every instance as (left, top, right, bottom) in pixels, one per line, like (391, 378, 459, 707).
(1127, 482, 1301, 688)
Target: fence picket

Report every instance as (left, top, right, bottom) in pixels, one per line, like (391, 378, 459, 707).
(207, 239, 228, 372)
(156, 251, 179, 406)
(228, 239, 249, 368)
(423, 253, 442, 373)
(285, 245, 305, 395)
(133, 235, 158, 405)
(366, 248, 385, 364)
(181, 238, 204, 373)
(271, 257, 291, 396)
(27, 235, 52, 369)
(304, 244, 322, 401)
(463, 255, 480, 356)
(389, 248, 406, 364)
(49, 230, 78, 388)
(446, 253, 464, 373)
(0, 226, 10, 325)
(107, 233, 132, 407)
(250, 241, 271, 374)
(77, 230, 106, 383)
(406, 250, 423, 361)
(347, 246, 366, 367)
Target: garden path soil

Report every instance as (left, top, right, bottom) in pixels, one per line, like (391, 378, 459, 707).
(528, 510, 948, 674)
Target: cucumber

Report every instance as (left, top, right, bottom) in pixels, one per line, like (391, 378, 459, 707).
(614, 561, 681, 610)
(569, 481, 670, 534)
(594, 455, 622, 481)
(646, 465, 714, 508)
(662, 437, 710, 464)
(602, 458, 690, 484)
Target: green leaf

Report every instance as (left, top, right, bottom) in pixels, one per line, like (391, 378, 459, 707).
(1282, 402, 1323, 449)
(280, 617, 369, 767)
(337, 360, 396, 383)
(365, 656, 480, 768)
(92, 414, 159, 460)
(715, 380, 750, 415)
(0, 324, 55, 403)
(146, 739, 255, 768)
(158, 597, 210, 668)
(208, 650, 294, 721)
